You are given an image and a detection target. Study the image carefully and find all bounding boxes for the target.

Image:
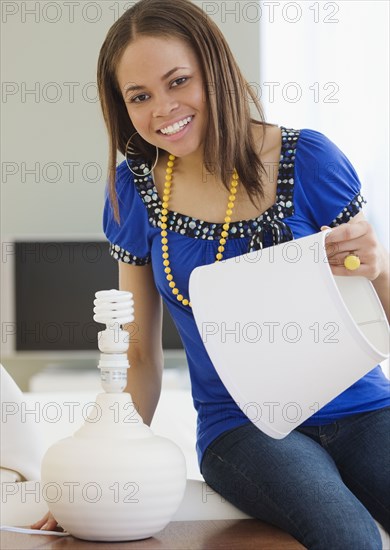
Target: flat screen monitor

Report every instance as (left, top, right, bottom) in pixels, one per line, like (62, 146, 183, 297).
(14, 241, 183, 351)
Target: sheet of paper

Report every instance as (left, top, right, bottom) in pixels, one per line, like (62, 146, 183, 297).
(0, 525, 70, 536)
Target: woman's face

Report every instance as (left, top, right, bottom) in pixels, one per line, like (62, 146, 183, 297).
(116, 35, 208, 160)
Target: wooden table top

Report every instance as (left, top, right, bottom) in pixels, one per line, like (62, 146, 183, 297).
(1, 519, 305, 549)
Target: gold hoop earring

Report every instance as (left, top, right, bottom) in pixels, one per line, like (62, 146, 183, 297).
(125, 132, 159, 177)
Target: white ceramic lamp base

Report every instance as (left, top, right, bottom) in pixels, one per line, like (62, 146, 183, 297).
(41, 393, 186, 541)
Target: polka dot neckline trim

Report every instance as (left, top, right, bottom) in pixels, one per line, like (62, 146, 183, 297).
(131, 126, 298, 241)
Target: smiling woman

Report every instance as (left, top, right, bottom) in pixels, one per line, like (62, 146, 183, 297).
(32, 0, 390, 547)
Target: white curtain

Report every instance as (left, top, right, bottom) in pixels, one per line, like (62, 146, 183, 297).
(260, 0, 389, 247)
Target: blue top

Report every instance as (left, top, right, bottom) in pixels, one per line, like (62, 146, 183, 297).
(103, 127, 390, 466)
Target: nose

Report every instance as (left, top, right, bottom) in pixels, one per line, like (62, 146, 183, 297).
(152, 91, 179, 118)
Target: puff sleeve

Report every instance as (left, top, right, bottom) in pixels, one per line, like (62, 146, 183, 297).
(293, 129, 366, 229)
(103, 159, 152, 265)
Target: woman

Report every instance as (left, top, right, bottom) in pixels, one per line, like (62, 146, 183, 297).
(33, 0, 390, 547)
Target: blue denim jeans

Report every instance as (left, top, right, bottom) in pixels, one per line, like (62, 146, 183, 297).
(200, 406, 390, 550)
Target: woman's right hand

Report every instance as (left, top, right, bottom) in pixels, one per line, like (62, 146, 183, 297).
(30, 511, 61, 531)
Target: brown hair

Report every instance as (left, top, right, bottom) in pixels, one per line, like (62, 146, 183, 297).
(97, 0, 270, 222)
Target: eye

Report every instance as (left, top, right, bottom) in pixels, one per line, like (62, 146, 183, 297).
(129, 93, 150, 104)
(171, 77, 188, 87)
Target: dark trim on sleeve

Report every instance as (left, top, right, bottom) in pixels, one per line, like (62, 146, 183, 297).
(328, 193, 366, 227)
(109, 243, 151, 266)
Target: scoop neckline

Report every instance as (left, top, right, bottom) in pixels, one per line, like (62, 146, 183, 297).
(148, 126, 285, 228)
(130, 126, 299, 239)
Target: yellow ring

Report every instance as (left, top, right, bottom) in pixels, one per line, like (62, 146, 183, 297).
(344, 254, 361, 271)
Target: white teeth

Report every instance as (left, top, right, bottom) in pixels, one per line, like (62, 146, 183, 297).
(160, 116, 192, 135)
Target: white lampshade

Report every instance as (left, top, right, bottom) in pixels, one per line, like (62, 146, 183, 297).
(189, 230, 389, 439)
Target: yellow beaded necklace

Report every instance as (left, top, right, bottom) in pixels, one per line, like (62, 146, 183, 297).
(160, 154, 239, 308)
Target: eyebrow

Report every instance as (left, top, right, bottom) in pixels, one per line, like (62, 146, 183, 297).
(123, 66, 190, 96)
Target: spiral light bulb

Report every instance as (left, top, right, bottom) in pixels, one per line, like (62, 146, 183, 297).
(93, 289, 134, 393)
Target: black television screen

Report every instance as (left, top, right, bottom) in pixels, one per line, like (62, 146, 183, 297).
(14, 241, 183, 351)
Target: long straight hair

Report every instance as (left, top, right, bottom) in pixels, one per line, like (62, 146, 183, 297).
(97, 0, 270, 222)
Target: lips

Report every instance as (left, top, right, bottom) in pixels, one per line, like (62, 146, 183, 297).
(158, 116, 193, 136)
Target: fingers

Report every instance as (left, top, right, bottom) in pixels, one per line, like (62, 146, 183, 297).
(320, 221, 382, 279)
(30, 512, 59, 531)
(323, 221, 374, 257)
(325, 237, 364, 259)
(325, 239, 365, 262)
(326, 250, 364, 268)
(42, 518, 59, 531)
(30, 512, 50, 529)
(322, 220, 369, 245)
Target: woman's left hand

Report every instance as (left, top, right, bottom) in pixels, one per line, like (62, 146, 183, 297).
(321, 212, 389, 281)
